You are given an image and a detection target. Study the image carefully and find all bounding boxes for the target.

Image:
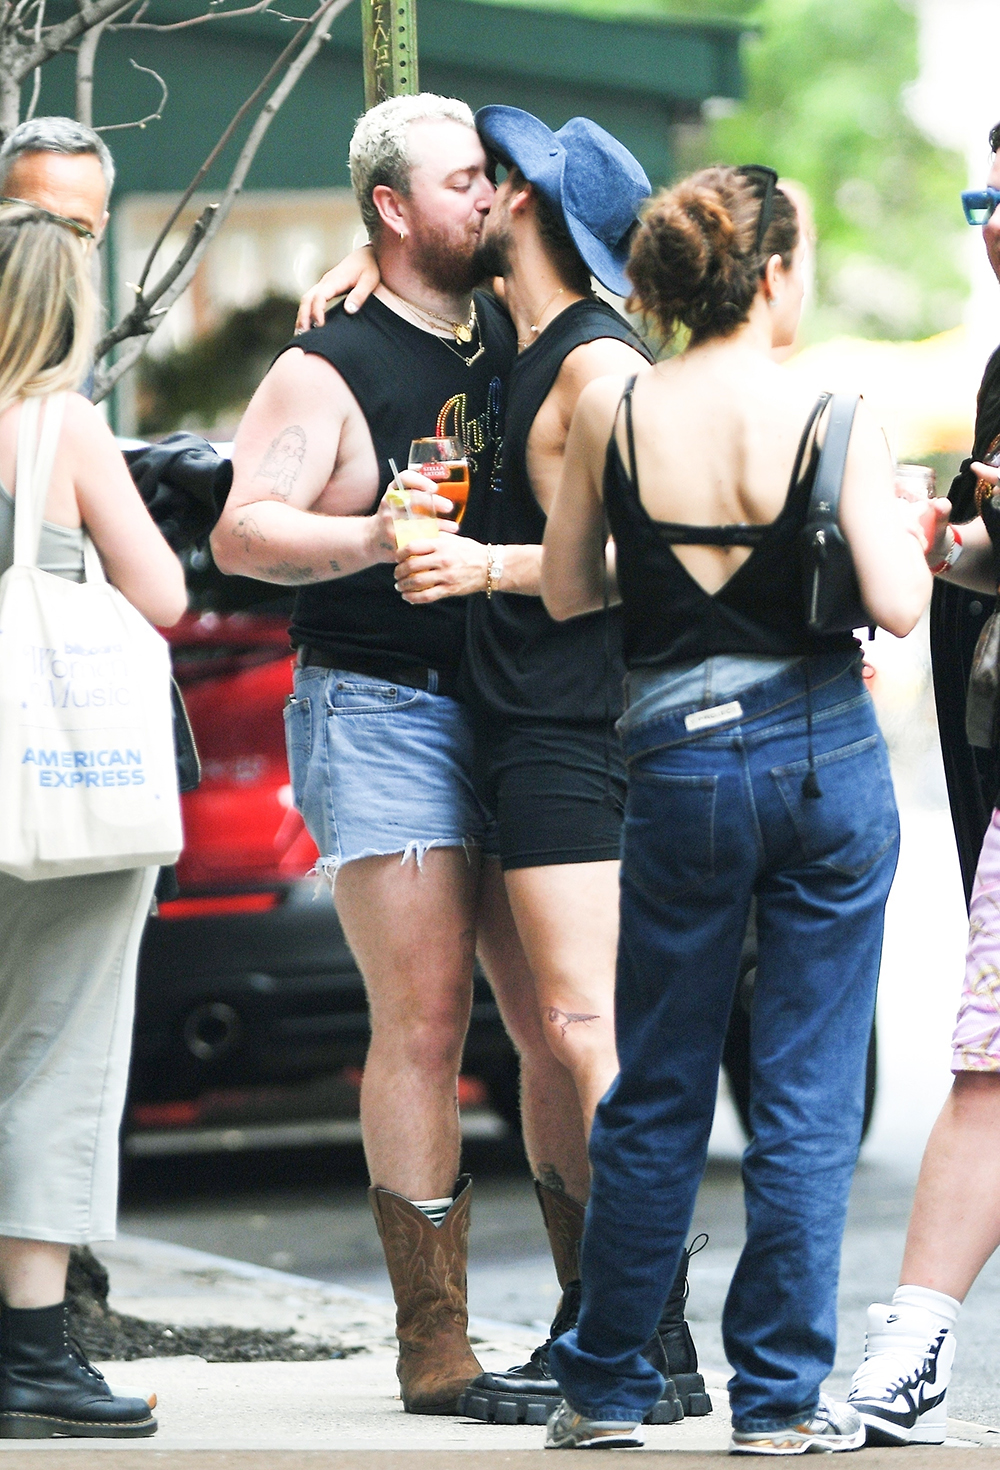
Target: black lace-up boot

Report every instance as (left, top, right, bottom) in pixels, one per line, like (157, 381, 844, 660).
(0, 1301, 157, 1438)
(656, 1235, 712, 1416)
(459, 1180, 683, 1426)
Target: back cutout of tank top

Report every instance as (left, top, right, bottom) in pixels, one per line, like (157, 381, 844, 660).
(604, 376, 858, 670)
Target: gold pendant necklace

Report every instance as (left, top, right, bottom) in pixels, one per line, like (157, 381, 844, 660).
(386, 287, 476, 343)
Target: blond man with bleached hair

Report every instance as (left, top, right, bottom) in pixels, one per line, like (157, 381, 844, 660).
(349, 93, 475, 238)
(212, 95, 523, 1414)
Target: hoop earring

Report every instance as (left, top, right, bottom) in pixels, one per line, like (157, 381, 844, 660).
(399, 231, 405, 242)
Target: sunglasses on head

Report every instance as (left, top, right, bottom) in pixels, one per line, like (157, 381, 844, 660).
(736, 164, 779, 255)
(0, 196, 95, 240)
(962, 187, 1000, 226)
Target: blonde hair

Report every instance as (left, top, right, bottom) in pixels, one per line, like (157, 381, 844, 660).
(349, 93, 476, 237)
(0, 202, 95, 412)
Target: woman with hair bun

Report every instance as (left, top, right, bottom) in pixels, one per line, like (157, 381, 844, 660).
(539, 167, 934, 1453)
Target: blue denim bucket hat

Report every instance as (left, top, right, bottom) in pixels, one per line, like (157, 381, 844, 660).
(475, 105, 651, 297)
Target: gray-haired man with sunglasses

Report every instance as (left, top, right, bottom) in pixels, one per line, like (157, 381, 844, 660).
(0, 118, 111, 247)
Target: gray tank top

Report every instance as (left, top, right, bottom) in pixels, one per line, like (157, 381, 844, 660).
(0, 482, 85, 582)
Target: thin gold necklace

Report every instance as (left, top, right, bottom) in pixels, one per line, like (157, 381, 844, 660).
(384, 288, 485, 368)
(385, 286, 477, 344)
(517, 286, 568, 349)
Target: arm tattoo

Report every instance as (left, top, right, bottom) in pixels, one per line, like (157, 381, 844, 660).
(254, 425, 306, 500)
(232, 514, 265, 549)
(547, 1006, 600, 1038)
(261, 560, 316, 584)
(329, 559, 341, 573)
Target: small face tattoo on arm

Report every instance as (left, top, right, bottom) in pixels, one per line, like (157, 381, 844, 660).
(547, 1007, 600, 1038)
(254, 425, 307, 500)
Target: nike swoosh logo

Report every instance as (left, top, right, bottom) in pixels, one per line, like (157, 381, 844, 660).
(855, 1390, 946, 1427)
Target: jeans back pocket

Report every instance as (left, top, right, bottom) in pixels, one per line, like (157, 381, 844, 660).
(771, 734, 898, 879)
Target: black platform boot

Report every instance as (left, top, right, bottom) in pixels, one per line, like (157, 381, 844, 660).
(0, 1301, 157, 1438)
(657, 1236, 712, 1417)
(459, 1181, 683, 1427)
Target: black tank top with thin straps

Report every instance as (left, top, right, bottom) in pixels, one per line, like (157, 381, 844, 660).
(603, 378, 858, 670)
(461, 299, 651, 722)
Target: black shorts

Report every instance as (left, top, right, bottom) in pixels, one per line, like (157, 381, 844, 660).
(474, 718, 626, 871)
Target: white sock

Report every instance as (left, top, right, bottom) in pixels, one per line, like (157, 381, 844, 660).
(893, 1284, 961, 1329)
(413, 1195, 453, 1227)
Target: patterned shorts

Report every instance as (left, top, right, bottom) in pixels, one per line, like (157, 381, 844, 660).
(953, 807, 1000, 1071)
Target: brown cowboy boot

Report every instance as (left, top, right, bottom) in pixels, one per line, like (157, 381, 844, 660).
(459, 1179, 684, 1427)
(369, 1173, 482, 1415)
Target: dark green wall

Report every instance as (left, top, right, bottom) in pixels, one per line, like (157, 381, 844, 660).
(28, 1, 743, 196)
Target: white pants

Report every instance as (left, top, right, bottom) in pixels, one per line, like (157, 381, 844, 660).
(0, 864, 158, 1243)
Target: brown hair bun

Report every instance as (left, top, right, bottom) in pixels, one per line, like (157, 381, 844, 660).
(626, 165, 799, 345)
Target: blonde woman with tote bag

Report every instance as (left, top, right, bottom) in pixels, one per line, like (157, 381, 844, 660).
(0, 202, 185, 1439)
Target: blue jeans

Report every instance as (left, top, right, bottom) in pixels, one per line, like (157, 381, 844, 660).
(549, 652, 899, 1431)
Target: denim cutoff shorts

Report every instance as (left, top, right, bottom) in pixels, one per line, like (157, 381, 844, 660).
(284, 665, 492, 885)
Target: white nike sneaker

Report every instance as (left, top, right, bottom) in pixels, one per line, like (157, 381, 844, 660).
(545, 1399, 643, 1449)
(847, 1302, 956, 1446)
(730, 1394, 866, 1455)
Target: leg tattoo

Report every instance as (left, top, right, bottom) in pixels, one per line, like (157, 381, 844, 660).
(547, 1007, 600, 1038)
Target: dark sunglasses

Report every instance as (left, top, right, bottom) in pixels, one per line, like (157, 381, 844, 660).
(962, 187, 1000, 226)
(0, 196, 95, 240)
(736, 164, 779, 255)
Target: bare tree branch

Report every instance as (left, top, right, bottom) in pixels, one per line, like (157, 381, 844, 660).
(135, 0, 339, 295)
(14, 0, 159, 84)
(75, 12, 111, 125)
(113, 0, 277, 31)
(23, 0, 44, 119)
(95, 56, 167, 131)
(91, 0, 351, 401)
(93, 201, 216, 359)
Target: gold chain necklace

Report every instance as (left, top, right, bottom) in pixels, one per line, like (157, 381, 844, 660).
(384, 288, 485, 368)
(517, 286, 568, 349)
(386, 287, 477, 344)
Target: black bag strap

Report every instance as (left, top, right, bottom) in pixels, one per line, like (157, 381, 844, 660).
(807, 392, 860, 527)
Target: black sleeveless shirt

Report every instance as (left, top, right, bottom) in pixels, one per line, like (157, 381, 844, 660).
(462, 299, 651, 723)
(604, 380, 858, 669)
(286, 293, 515, 680)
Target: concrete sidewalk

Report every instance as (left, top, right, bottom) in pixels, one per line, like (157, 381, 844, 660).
(0, 1234, 994, 1456)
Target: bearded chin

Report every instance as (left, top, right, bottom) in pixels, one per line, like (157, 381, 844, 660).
(471, 231, 509, 281)
(410, 230, 485, 294)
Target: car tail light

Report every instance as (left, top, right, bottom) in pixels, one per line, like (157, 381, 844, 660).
(157, 893, 281, 920)
(166, 612, 319, 889)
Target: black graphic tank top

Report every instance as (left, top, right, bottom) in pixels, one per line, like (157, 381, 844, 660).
(285, 293, 515, 681)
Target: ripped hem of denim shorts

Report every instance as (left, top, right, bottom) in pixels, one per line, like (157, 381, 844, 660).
(308, 837, 478, 894)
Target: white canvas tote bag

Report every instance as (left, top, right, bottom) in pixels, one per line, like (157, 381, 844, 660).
(0, 394, 183, 879)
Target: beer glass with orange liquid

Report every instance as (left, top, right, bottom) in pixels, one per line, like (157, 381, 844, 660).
(408, 437, 469, 523)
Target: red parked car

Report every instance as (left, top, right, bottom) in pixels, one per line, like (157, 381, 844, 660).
(127, 603, 520, 1149)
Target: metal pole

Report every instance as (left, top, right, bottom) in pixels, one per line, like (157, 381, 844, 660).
(362, 0, 418, 108)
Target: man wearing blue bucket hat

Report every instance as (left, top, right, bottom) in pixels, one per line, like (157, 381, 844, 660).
(394, 107, 709, 1433)
(296, 104, 709, 1431)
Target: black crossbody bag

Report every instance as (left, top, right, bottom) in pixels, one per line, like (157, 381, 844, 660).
(800, 391, 872, 636)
